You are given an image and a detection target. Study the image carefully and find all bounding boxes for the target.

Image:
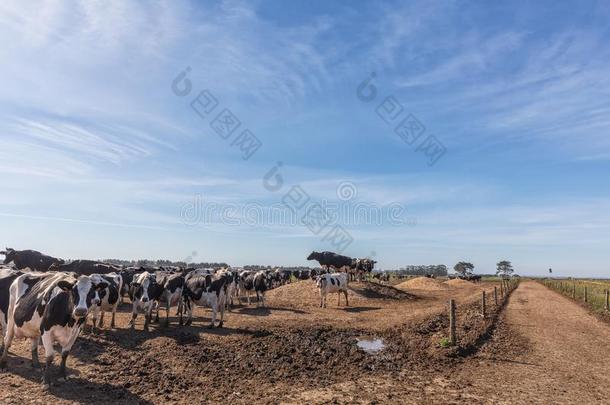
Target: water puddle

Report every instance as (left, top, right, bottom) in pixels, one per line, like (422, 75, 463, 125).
(356, 338, 385, 354)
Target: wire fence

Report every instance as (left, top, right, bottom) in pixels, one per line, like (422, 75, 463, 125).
(541, 279, 610, 313)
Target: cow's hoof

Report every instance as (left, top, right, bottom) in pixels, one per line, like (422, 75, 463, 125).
(0, 361, 6, 370)
(207, 324, 215, 329)
(110, 323, 115, 329)
(218, 321, 223, 328)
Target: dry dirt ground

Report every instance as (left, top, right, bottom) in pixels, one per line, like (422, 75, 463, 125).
(1, 280, 607, 404)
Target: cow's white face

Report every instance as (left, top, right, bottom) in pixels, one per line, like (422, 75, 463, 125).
(72, 276, 97, 318)
(315, 276, 323, 289)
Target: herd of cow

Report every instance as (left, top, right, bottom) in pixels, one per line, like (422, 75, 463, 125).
(0, 248, 376, 387)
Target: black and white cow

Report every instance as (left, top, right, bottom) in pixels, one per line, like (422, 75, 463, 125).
(0, 272, 107, 387)
(0, 268, 23, 340)
(279, 269, 292, 285)
(117, 267, 139, 304)
(154, 271, 185, 326)
(238, 270, 255, 305)
(182, 274, 227, 328)
(1, 248, 64, 272)
(307, 251, 354, 273)
(352, 258, 377, 281)
(316, 272, 349, 308)
(49, 260, 120, 276)
(127, 272, 163, 332)
(89, 273, 123, 331)
(253, 271, 268, 307)
(217, 268, 239, 310)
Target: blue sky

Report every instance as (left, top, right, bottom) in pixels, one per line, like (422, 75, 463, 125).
(1, 0, 610, 277)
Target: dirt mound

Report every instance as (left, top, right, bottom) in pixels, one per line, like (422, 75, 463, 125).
(445, 278, 476, 287)
(349, 281, 417, 300)
(396, 277, 451, 291)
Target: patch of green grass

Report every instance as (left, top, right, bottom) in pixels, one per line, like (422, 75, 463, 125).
(438, 337, 451, 348)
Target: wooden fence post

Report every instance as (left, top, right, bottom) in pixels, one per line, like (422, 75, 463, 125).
(584, 286, 588, 303)
(500, 282, 504, 298)
(605, 290, 609, 310)
(494, 286, 498, 306)
(449, 299, 456, 345)
(482, 291, 486, 317)
(573, 283, 576, 299)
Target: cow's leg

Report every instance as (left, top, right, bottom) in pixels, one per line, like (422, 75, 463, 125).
(0, 317, 16, 368)
(344, 289, 349, 307)
(41, 332, 56, 388)
(185, 301, 193, 326)
(98, 310, 105, 329)
(209, 299, 217, 328)
(110, 302, 118, 329)
(218, 297, 225, 328)
(144, 303, 152, 332)
(30, 337, 40, 368)
(57, 326, 80, 383)
(128, 303, 138, 330)
(247, 290, 251, 306)
(58, 351, 69, 382)
(319, 289, 323, 308)
(338, 291, 341, 306)
(165, 300, 170, 327)
(178, 297, 184, 326)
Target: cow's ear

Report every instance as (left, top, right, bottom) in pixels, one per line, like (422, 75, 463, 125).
(57, 281, 75, 291)
(95, 282, 108, 290)
(0, 251, 5, 255)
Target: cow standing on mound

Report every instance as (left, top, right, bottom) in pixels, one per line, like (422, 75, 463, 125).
(1, 248, 64, 272)
(0, 272, 107, 387)
(307, 251, 354, 273)
(316, 273, 349, 308)
(49, 260, 120, 276)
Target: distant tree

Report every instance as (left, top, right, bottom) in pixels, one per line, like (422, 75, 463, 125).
(453, 262, 475, 276)
(496, 260, 514, 278)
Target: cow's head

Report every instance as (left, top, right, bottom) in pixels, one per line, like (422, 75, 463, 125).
(315, 275, 326, 289)
(1, 248, 16, 264)
(130, 273, 156, 303)
(58, 276, 108, 318)
(48, 262, 63, 271)
(307, 251, 319, 261)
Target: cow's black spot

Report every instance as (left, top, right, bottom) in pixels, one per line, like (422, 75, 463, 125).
(0, 270, 22, 323)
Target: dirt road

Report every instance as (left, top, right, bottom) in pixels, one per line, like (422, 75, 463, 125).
(450, 281, 610, 404)
(284, 281, 610, 404)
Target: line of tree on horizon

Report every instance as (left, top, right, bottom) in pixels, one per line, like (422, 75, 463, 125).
(394, 265, 448, 277)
